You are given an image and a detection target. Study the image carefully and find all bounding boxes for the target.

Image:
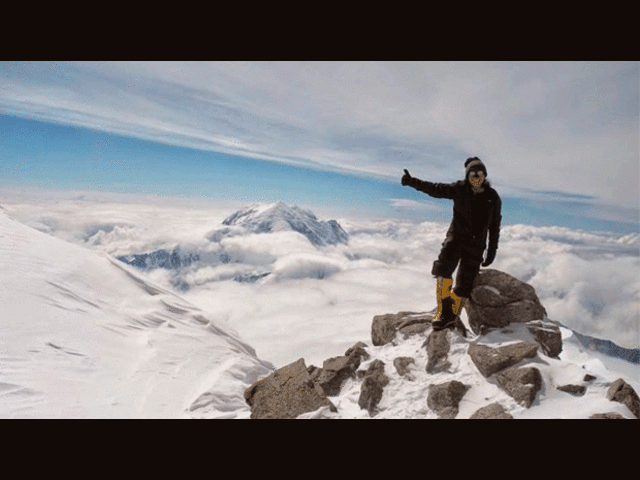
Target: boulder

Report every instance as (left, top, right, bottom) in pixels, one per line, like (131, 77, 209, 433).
(427, 380, 470, 419)
(525, 320, 562, 358)
(469, 402, 514, 419)
(557, 384, 586, 396)
(466, 269, 547, 335)
(467, 341, 539, 377)
(345, 341, 370, 362)
(606, 378, 640, 419)
(307, 364, 323, 383)
(495, 365, 542, 408)
(244, 358, 337, 419)
(371, 311, 433, 346)
(393, 357, 416, 378)
(358, 360, 390, 415)
(589, 413, 627, 419)
(315, 354, 361, 396)
(423, 329, 452, 374)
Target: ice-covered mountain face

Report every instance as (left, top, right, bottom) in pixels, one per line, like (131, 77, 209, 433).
(0, 210, 274, 418)
(218, 201, 349, 246)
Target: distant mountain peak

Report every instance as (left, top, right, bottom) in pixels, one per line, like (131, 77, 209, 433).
(221, 201, 348, 247)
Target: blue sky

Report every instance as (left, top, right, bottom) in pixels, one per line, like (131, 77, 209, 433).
(0, 61, 638, 233)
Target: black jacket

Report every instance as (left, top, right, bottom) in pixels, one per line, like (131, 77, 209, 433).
(406, 177, 502, 253)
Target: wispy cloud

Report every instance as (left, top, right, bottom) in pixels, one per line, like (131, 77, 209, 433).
(1, 61, 638, 211)
(388, 198, 446, 214)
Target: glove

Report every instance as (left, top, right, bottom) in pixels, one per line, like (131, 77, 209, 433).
(482, 247, 496, 267)
(401, 169, 412, 186)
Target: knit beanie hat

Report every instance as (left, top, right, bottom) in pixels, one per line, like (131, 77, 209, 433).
(464, 157, 487, 179)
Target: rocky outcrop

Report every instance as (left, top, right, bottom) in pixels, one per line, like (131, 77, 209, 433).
(466, 269, 547, 335)
(393, 357, 416, 378)
(525, 320, 562, 358)
(314, 342, 370, 396)
(243, 358, 337, 419)
(358, 360, 390, 415)
(242, 268, 637, 419)
(468, 342, 539, 378)
(589, 412, 626, 419)
(423, 329, 452, 374)
(371, 311, 433, 346)
(470, 402, 513, 419)
(467, 341, 542, 407)
(345, 341, 370, 362)
(427, 380, 470, 419)
(606, 378, 640, 419)
(495, 366, 543, 408)
(557, 384, 586, 396)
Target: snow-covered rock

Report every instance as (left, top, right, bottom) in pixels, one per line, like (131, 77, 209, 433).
(466, 269, 548, 334)
(243, 358, 337, 419)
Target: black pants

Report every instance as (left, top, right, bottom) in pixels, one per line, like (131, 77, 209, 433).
(431, 235, 484, 298)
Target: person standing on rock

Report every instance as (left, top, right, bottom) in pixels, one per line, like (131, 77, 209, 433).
(401, 157, 502, 331)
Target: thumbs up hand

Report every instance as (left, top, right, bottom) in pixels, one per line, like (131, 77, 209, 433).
(401, 169, 412, 186)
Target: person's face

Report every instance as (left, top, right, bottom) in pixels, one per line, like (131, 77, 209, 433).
(468, 167, 485, 187)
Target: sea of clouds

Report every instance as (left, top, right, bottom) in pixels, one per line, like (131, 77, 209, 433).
(1, 187, 638, 367)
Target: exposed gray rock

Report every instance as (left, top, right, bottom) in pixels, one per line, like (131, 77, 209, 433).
(307, 364, 323, 384)
(606, 378, 640, 419)
(423, 329, 452, 374)
(393, 357, 416, 378)
(358, 360, 390, 415)
(557, 384, 586, 396)
(589, 412, 627, 419)
(526, 320, 562, 358)
(495, 366, 542, 408)
(244, 358, 337, 419)
(315, 354, 361, 396)
(466, 269, 547, 335)
(399, 322, 431, 339)
(467, 341, 539, 377)
(345, 342, 370, 362)
(427, 380, 470, 419)
(371, 311, 433, 346)
(469, 402, 514, 419)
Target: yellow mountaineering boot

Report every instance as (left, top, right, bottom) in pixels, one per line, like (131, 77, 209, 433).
(450, 288, 465, 320)
(432, 277, 454, 330)
(433, 277, 446, 323)
(433, 278, 468, 332)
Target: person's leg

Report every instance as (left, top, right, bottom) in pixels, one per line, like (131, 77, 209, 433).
(431, 238, 460, 323)
(452, 244, 483, 317)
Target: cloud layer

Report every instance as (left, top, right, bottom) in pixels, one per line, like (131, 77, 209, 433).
(1, 188, 637, 368)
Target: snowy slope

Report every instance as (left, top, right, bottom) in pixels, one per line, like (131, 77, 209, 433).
(0, 211, 274, 418)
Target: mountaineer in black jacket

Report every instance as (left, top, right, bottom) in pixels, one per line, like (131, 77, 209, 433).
(401, 157, 502, 331)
